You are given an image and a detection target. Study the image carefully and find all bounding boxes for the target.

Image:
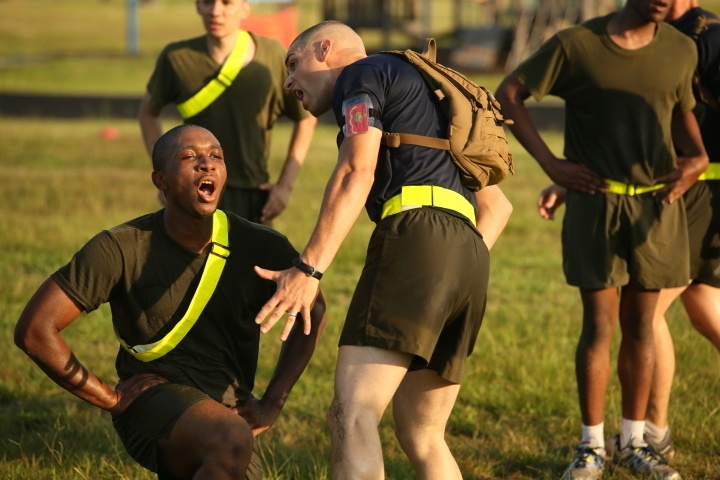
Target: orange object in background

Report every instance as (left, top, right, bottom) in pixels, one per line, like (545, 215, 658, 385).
(243, 4, 298, 49)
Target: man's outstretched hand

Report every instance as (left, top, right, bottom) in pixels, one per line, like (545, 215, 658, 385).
(254, 266, 318, 341)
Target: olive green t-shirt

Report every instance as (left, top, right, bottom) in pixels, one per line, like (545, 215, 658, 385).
(147, 33, 311, 189)
(514, 14, 697, 185)
(51, 210, 298, 406)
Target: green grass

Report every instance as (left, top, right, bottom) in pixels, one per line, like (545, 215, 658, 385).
(0, 0, 504, 95)
(1, 1, 719, 478)
(0, 118, 718, 479)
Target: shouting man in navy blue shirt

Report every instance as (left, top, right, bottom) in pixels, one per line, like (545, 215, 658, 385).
(253, 21, 512, 479)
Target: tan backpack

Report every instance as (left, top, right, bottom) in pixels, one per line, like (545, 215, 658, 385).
(381, 38, 514, 190)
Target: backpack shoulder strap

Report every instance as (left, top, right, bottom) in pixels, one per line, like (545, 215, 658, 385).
(381, 131, 450, 150)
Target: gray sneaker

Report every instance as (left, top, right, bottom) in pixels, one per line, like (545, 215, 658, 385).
(606, 430, 677, 464)
(561, 444, 606, 480)
(616, 442, 680, 479)
(645, 429, 675, 462)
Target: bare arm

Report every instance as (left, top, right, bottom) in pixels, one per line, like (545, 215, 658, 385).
(655, 109, 709, 204)
(254, 128, 381, 339)
(234, 292, 327, 435)
(14, 279, 122, 412)
(260, 115, 318, 222)
(474, 185, 512, 250)
(495, 74, 606, 193)
(15, 279, 171, 415)
(138, 93, 165, 160)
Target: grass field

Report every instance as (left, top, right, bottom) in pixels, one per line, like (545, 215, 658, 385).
(0, 0, 507, 95)
(0, 118, 718, 479)
(1, 1, 719, 479)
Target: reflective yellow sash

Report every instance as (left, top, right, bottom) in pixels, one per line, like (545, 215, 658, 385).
(176, 31, 251, 119)
(117, 210, 230, 362)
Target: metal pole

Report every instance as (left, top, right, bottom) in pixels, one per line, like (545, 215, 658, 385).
(423, 0, 431, 41)
(127, 0, 139, 56)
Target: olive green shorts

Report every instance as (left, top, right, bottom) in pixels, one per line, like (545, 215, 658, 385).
(219, 187, 269, 224)
(562, 190, 689, 289)
(684, 180, 720, 287)
(340, 207, 489, 384)
(112, 383, 263, 480)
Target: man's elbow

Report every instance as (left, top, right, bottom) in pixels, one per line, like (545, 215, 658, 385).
(496, 193, 514, 222)
(14, 319, 42, 357)
(495, 74, 527, 110)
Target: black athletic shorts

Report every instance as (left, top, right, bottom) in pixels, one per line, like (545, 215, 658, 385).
(684, 180, 720, 287)
(562, 190, 689, 289)
(111, 383, 263, 479)
(340, 207, 489, 384)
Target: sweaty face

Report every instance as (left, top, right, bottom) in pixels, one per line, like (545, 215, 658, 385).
(195, 0, 250, 39)
(284, 41, 334, 117)
(161, 127, 227, 218)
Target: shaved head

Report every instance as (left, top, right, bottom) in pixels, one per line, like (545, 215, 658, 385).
(289, 20, 366, 65)
(283, 21, 368, 116)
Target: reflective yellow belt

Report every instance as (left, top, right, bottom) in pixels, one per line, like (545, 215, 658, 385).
(605, 164, 720, 196)
(699, 163, 720, 180)
(381, 185, 476, 227)
(176, 30, 251, 119)
(116, 210, 230, 362)
(604, 179, 665, 196)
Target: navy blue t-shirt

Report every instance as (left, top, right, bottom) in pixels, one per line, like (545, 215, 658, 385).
(670, 7, 720, 162)
(332, 53, 477, 223)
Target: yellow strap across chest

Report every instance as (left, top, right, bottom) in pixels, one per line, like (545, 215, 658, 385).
(117, 210, 230, 362)
(176, 31, 251, 119)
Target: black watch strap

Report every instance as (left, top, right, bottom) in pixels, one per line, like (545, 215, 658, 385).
(293, 258, 323, 280)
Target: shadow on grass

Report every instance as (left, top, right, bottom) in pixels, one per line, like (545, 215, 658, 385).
(0, 396, 124, 461)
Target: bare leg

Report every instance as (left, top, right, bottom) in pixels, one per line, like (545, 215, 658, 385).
(328, 345, 413, 480)
(617, 285, 660, 421)
(393, 369, 462, 480)
(157, 399, 255, 480)
(646, 287, 684, 428)
(681, 283, 720, 350)
(577, 288, 619, 426)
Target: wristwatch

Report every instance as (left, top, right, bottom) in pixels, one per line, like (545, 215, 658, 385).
(293, 257, 323, 280)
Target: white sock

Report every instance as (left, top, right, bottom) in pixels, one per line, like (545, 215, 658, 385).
(581, 423, 605, 448)
(644, 420, 669, 444)
(620, 418, 645, 448)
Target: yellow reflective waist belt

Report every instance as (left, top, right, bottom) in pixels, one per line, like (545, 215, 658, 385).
(117, 210, 230, 362)
(605, 164, 720, 196)
(699, 163, 720, 180)
(176, 31, 251, 119)
(604, 179, 665, 196)
(381, 185, 476, 227)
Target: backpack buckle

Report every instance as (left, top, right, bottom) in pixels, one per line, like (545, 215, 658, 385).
(382, 132, 402, 148)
